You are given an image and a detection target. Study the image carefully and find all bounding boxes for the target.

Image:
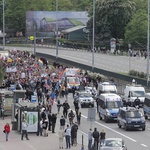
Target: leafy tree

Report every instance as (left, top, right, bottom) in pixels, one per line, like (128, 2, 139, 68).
(87, 0, 136, 41)
(124, 9, 147, 48)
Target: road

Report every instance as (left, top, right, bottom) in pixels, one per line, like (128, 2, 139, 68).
(1, 45, 148, 73)
(65, 94, 150, 150)
(1, 45, 150, 150)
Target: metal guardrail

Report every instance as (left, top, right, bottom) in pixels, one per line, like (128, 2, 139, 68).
(36, 52, 150, 95)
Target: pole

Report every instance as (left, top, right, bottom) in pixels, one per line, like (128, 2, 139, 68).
(3, 0, 5, 51)
(34, 22, 36, 56)
(147, 0, 150, 86)
(56, 0, 58, 61)
(92, 0, 95, 71)
(81, 134, 84, 150)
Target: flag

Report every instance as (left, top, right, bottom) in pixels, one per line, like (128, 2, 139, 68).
(38, 59, 43, 66)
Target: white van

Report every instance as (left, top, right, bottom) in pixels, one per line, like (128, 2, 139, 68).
(143, 93, 150, 119)
(98, 93, 122, 123)
(123, 84, 145, 106)
(96, 82, 117, 97)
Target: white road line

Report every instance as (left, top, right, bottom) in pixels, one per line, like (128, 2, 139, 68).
(81, 114, 137, 142)
(147, 128, 150, 130)
(141, 144, 148, 147)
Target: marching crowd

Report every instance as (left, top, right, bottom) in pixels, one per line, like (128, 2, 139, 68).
(0, 49, 106, 150)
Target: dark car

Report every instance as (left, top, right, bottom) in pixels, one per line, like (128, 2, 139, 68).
(117, 107, 145, 131)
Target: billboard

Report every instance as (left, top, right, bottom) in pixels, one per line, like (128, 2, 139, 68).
(26, 11, 89, 38)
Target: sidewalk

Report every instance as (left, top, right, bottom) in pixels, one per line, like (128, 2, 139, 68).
(0, 117, 88, 150)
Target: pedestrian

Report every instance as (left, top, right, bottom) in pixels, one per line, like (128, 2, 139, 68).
(92, 127, 99, 150)
(60, 115, 66, 130)
(21, 119, 29, 140)
(51, 113, 57, 133)
(57, 99, 62, 114)
(58, 128, 64, 149)
(71, 122, 78, 146)
(1, 105, 4, 120)
(42, 118, 48, 137)
(63, 100, 70, 118)
(48, 112, 52, 131)
(76, 109, 81, 125)
(39, 119, 43, 136)
(88, 129, 93, 150)
(4, 123, 10, 141)
(65, 124, 71, 149)
(99, 129, 106, 145)
(68, 110, 75, 126)
(72, 85, 76, 98)
(41, 108, 46, 120)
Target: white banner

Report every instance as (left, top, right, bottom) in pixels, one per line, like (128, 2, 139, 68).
(66, 68, 80, 76)
(26, 112, 38, 132)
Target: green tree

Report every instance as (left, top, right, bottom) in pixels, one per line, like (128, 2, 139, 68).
(124, 9, 147, 48)
(87, 0, 135, 41)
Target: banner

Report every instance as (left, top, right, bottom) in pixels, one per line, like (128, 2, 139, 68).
(26, 112, 38, 132)
(66, 68, 80, 76)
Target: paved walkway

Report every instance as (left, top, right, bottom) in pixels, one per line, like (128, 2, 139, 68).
(0, 117, 88, 150)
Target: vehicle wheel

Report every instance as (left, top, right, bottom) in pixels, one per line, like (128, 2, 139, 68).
(104, 116, 108, 123)
(81, 105, 83, 108)
(125, 124, 128, 131)
(92, 104, 94, 107)
(142, 127, 145, 131)
(99, 113, 102, 120)
(118, 121, 121, 128)
(145, 115, 148, 120)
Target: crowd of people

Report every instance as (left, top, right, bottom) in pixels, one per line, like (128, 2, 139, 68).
(0, 49, 107, 149)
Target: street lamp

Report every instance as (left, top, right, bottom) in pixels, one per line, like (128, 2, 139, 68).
(147, 0, 150, 86)
(92, 0, 95, 71)
(3, 0, 5, 51)
(56, 0, 58, 60)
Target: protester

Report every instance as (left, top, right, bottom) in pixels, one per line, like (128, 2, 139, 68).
(21, 119, 29, 140)
(51, 113, 57, 133)
(48, 112, 52, 131)
(4, 123, 10, 141)
(68, 110, 75, 126)
(57, 99, 62, 114)
(42, 118, 48, 137)
(58, 128, 64, 149)
(60, 115, 66, 130)
(65, 124, 71, 149)
(71, 122, 78, 146)
(99, 129, 106, 145)
(88, 128, 93, 150)
(92, 127, 99, 150)
(63, 100, 70, 118)
(39, 119, 43, 136)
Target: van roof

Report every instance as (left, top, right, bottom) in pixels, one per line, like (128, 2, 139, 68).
(100, 93, 120, 98)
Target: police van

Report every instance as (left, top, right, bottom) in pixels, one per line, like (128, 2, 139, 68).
(143, 93, 150, 119)
(98, 93, 122, 123)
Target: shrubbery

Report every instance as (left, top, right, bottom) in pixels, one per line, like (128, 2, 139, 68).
(129, 70, 147, 79)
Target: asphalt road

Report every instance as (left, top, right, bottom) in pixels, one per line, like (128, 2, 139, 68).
(1, 45, 148, 74)
(65, 93, 150, 150)
(1, 45, 150, 150)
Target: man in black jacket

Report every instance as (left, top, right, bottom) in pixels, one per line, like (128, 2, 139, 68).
(60, 115, 65, 130)
(92, 127, 99, 150)
(48, 112, 52, 131)
(51, 113, 57, 133)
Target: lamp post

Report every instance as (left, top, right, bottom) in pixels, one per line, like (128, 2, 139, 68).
(92, 0, 95, 71)
(147, 0, 150, 86)
(56, 0, 58, 61)
(3, 0, 5, 51)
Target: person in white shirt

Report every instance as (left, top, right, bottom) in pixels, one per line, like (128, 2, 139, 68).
(88, 128, 93, 150)
(58, 128, 64, 149)
(64, 124, 71, 149)
(21, 119, 29, 140)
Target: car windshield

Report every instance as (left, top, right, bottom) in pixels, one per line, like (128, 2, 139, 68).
(126, 111, 142, 118)
(104, 139, 122, 147)
(106, 101, 122, 109)
(131, 91, 145, 97)
(80, 93, 92, 97)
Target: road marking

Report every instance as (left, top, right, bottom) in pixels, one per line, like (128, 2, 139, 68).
(141, 144, 148, 147)
(147, 128, 150, 130)
(81, 114, 137, 142)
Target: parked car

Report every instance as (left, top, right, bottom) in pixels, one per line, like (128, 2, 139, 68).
(74, 91, 94, 108)
(100, 138, 127, 150)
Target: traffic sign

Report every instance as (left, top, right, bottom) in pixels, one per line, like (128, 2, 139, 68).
(31, 95, 37, 103)
(30, 36, 34, 41)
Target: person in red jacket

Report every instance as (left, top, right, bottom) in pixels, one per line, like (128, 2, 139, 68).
(4, 123, 10, 141)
